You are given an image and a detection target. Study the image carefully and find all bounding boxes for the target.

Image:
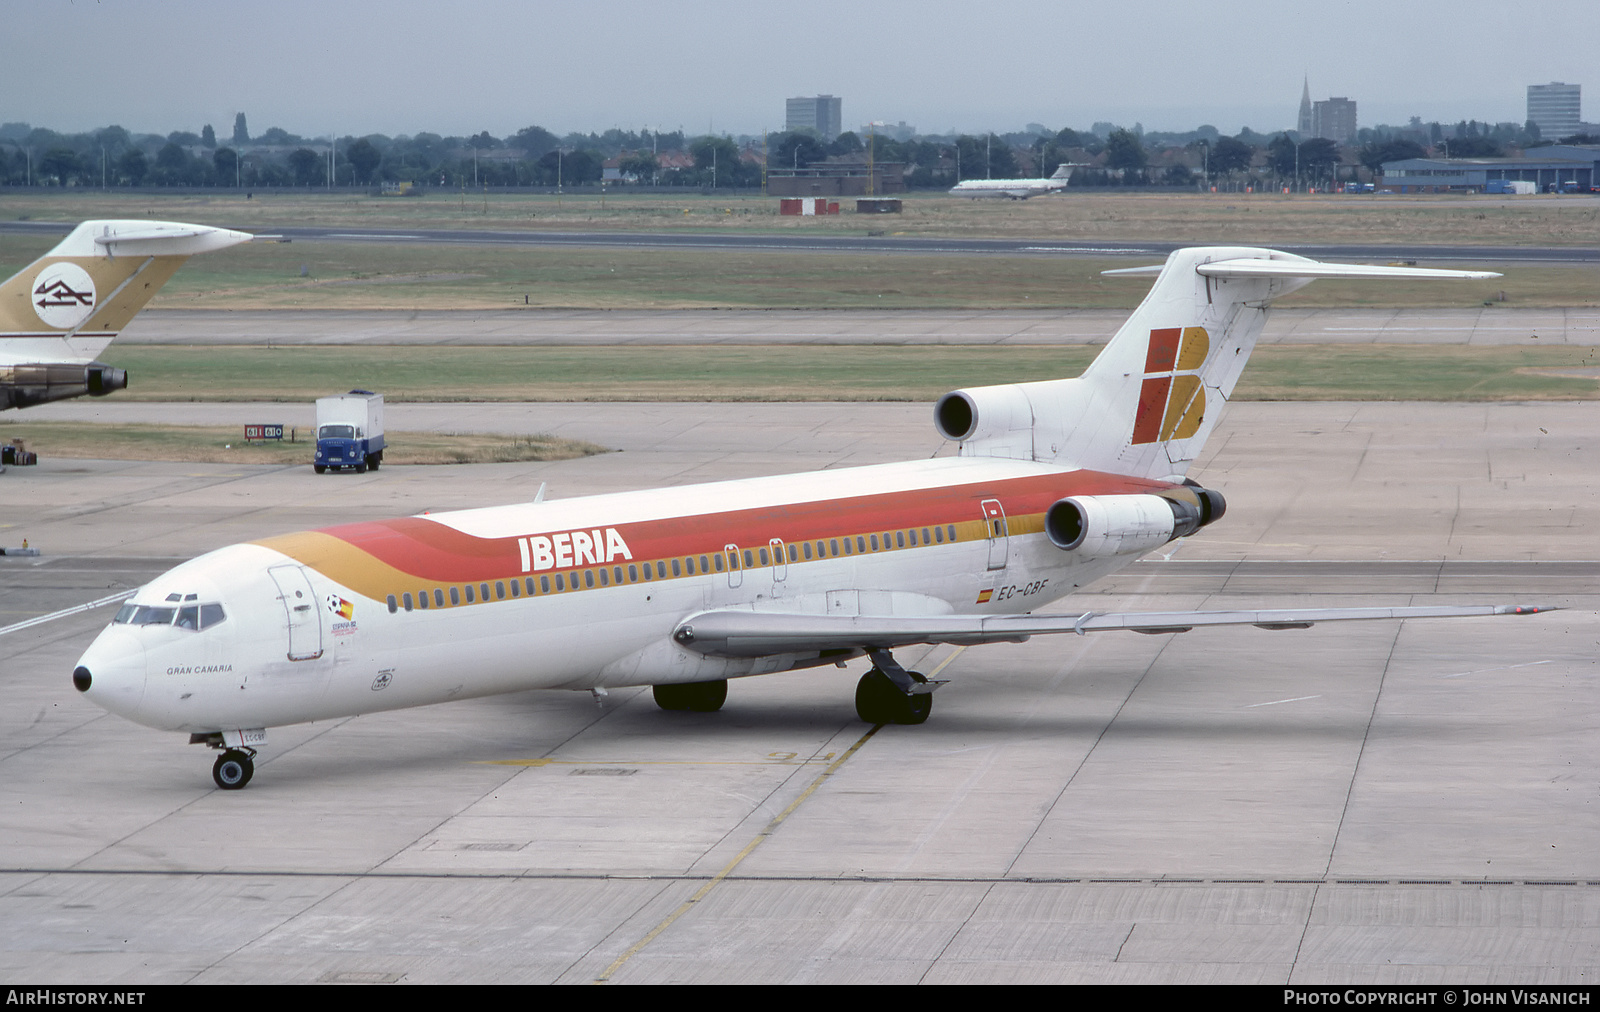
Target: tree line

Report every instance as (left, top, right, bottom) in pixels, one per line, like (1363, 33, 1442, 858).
(1, 113, 1588, 191)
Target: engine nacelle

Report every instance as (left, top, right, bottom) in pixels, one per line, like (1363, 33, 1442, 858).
(1, 361, 128, 410)
(1045, 489, 1224, 557)
(934, 384, 1033, 453)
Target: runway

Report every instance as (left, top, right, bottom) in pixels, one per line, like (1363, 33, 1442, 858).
(2, 400, 1597, 984)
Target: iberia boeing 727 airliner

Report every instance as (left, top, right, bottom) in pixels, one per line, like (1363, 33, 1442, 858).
(72, 246, 1553, 789)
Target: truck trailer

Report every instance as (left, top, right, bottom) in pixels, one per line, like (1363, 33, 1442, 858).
(314, 390, 384, 474)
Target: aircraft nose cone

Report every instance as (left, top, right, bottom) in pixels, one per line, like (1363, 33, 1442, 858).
(74, 628, 147, 718)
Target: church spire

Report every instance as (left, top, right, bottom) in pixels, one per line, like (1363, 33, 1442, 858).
(1298, 76, 1313, 136)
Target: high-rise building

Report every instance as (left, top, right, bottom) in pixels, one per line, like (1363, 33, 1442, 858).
(1527, 82, 1581, 139)
(1312, 97, 1358, 144)
(786, 95, 842, 141)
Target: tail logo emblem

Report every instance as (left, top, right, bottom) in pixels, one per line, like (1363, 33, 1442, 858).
(31, 263, 98, 330)
(1131, 327, 1209, 445)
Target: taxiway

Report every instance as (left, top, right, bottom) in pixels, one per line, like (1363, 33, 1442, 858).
(2, 398, 1596, 984)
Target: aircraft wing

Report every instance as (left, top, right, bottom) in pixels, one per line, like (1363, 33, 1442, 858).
(671, 604, 1554, 657)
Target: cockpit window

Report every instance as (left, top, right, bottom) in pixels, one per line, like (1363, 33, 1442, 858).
(319, 424, 356, 440)
(113, 603, 226, 630)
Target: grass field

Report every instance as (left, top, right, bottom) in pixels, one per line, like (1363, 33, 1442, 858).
(5, 190, 1599, 247)
(0, 233, 1588, 311)
(3, 190, 1595, 311)
(0, 422, 606, 465)
(80, 344, 1600, 403)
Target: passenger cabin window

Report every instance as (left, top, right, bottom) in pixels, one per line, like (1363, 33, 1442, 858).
(386, 595, 397, 614)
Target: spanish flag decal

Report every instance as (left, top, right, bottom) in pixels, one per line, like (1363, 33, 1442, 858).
(976, 589, 994, 604)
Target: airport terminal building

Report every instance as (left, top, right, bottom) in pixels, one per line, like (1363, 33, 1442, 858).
(1380, 145, 1600, 193)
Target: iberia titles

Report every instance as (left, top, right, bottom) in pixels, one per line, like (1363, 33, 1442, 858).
(517, 528, 634, 573)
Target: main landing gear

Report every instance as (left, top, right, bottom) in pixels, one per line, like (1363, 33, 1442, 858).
(653, 679, 728, 712)
(855, 650, 942, 726)
(211, 748, 256, 790)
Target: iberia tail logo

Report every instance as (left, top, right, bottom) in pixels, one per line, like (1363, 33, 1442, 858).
(1131, 327, 1209, 445)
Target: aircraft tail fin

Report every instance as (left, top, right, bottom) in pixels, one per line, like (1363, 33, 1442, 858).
(1, 220, 251, 409)
(935, 247, 1498, 480)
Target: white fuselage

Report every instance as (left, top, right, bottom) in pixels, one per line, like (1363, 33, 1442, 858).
(948, 178, 1068, 199)
(75, 455, 1173, 735)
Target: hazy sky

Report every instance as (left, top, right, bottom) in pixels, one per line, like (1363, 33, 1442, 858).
(5, 0, 1593, 140)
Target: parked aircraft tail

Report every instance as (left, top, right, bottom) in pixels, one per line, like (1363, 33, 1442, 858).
(1, 220, 251, 409)
(935, 247, 1498, 480)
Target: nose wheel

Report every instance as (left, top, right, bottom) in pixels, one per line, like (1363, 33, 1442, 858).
(212, 749, 256, 790)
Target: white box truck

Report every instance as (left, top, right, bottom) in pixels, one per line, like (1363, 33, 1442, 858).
(314, 390, 385, 473)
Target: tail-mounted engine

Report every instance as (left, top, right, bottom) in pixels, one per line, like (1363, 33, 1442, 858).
(1045, 486, 1225, 557)
(1, 362, 127, 410)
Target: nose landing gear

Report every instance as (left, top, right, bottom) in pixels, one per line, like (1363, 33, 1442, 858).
(192, 732, 264, 790)
(212, 748, 256, 790)
(855, 650, 944, 726)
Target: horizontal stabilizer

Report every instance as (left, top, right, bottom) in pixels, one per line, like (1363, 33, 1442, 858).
(1104, 257, 1501, 281)
(672, 604, 1556, 657)
(1196, 258, 1500, 281)
(47, 219, 253, 258)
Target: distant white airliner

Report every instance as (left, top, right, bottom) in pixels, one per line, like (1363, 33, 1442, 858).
(72, 245, 1550, 789)
(0, 220, 250, 410)
(949, 164, 1071, 199)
